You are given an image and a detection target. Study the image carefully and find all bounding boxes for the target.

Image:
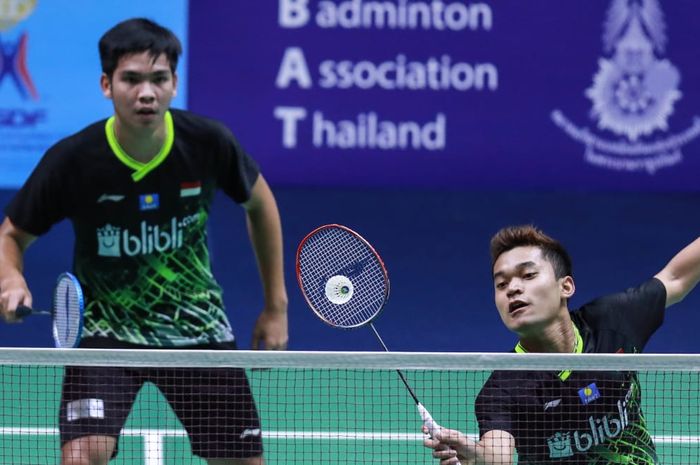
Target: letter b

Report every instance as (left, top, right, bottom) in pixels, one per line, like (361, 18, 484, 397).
(123, 233, 142, 257)
(279, 0, 310, 28)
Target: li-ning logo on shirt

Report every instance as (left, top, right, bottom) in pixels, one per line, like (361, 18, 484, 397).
(97, 194, 125, 203)
(96, 214, 199, 257)
(551, 0, 700, 174)
(547, 400, 630, 458)
(544, 399, 562, 411)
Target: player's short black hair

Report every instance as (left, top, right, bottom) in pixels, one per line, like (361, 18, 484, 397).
(490, 225, 573, 279)
(99, 18, 182, 78)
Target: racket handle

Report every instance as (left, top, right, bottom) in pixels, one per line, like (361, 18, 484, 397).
(15, 305, 33, 318)
(418, 403, 463, 465)
(417, 403, 439, 437)
(15, 305, 50, 317)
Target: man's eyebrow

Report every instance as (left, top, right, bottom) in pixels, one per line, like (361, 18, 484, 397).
(119, 70, 170, 77)
(493, 261, 538, 279)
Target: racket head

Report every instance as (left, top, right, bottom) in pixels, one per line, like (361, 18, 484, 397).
(296, 224, 390, 329)
(51, 272, 85, 348)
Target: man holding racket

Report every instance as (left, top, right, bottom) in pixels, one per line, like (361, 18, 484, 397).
(424, 225, 700, 464)
(0, 18, 287, 465)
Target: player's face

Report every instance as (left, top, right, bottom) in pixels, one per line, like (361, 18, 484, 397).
(101, 52, 178, 132)
(492, 246, 574, 336)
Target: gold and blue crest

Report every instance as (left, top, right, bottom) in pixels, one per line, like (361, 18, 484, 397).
(139, 194, 160, 211)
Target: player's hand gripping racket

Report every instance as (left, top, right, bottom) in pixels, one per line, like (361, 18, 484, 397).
(15, 272, 85, 348)
(296, 224, 460, 463)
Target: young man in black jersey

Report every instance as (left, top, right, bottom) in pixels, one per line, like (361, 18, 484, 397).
(0, 18, 287, 465)
(424, 225, 700, 465)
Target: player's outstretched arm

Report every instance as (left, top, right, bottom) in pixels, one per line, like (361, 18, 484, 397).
(242, 175, 289, 350)
(655, 236, 700, 307)
(0, 217, 36, 321)
(424, 427, 515, 465)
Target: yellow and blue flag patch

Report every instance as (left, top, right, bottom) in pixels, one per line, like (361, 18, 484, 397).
(578, 383, 601, 405)
(139, 194, 159, 211)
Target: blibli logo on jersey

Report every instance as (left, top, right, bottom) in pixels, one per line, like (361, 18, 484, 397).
(96, 214, 199, 257)
(547, 432, 574, 459)
(96, 224, 121, 257)
(547, 400, 630, 458)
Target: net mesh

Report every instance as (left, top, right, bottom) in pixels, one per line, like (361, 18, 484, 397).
(0, 350, 697, 464)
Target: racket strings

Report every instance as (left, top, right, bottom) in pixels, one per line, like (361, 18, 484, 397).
(299, 227, 388, 328)
(52, 276, 82, 348)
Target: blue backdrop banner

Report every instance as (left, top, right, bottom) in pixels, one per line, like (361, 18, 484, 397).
(189, 0, 700, 191)
(0, 0, 188, 188)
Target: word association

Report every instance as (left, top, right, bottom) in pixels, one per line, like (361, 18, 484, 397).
(277, 48, 498, 92)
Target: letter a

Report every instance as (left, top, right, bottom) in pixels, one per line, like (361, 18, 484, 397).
(276, 47, 312, 89)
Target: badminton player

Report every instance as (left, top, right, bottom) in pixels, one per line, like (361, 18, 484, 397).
(424, 225, 700, 464)
(0, 18, 287, 465)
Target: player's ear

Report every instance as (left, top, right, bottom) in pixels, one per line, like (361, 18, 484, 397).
(100, 73, 112, 99)
(560, 276, 575, 299)
(172, 71, 178, 97)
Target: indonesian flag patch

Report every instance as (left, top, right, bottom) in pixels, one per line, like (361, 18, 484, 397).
(180, 181, 202, 198)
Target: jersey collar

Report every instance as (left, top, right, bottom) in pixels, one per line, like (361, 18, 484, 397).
(104, 110, 174, 182)
(514, 322, 583, 381)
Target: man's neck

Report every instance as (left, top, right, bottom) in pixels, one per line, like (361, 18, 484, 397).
(113, 119, 166, 163)
(517, 313, 577, 353)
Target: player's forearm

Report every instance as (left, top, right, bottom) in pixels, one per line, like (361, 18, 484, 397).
(243, 176, 288, 313)
(245, 201, 288, 314)
(0, 220, 27, 287)
(430, 431, 513, 465)
(248, 213, 287, 311)
(0, 219, 34, 313)
(656, 236, 700, 306)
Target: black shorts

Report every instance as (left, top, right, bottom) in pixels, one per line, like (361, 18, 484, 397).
(59, 337, 263, 459)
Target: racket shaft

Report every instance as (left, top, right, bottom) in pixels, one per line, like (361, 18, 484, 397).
(369, 323, 423, 404)
(370, 324, 463, 464)
(395, 368, 421, 405)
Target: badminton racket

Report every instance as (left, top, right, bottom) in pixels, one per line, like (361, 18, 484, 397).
(296, 224, 456, 454)
(15, 272, 85, 348)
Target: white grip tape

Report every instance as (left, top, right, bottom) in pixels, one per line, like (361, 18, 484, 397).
(417, 402, 439, 436)
(417, 403, 463, 465)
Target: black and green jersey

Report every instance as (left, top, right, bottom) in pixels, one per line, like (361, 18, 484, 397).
(5, 109, 259, 346)
(476, 278, 666, 464)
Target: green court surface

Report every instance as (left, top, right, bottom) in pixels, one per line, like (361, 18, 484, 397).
(0, 367, 697, 464)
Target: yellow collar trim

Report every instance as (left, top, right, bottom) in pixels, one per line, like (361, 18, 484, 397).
(104, 110, 174, 182)
(515, 323, 583, 381)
